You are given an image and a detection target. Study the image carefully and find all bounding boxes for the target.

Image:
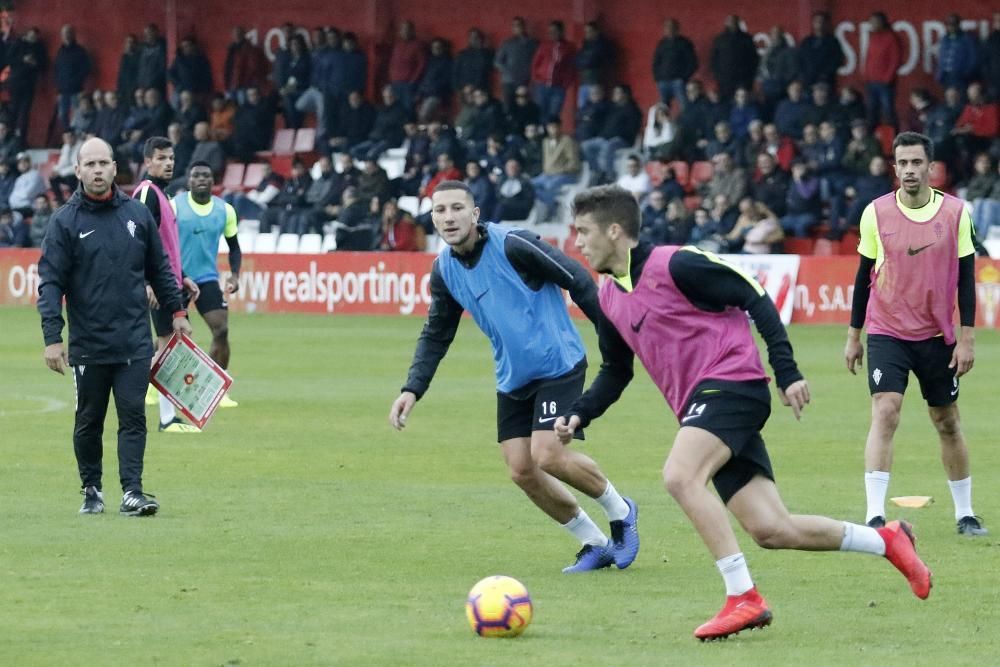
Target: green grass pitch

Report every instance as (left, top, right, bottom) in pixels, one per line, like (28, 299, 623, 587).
(1, 306, 999, 665)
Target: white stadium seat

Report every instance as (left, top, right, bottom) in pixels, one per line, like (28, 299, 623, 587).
(253, 232, 278, 254)
(218, 236, 229, 255)
(321, 233, 338, 252)
(237, 231, 258, 253)
(378, 155, 406, 180)
(276, 233, 300, 253)
(298, 233, 322, 253)
(397, 196, 419, 216)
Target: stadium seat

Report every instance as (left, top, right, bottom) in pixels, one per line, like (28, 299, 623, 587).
(689, 161, 714, 191)
(813, 238, 841, 256)
(238, 219, 260, 234)
(222, 163, 246, 190)
(682, 194, 702, 211)
(840, 229, 860, 254)
(298, 233, 322, 253)
(668, 161, 690, 190)
(269, 154, 293, 178)
(929, 161, 949, 190)
(418, 197, 432, 214)
(237, 230, 258, 252)
(645, 161, 667, 187)
(252, 232, 277, 253)
(783, 237, 815, 254)
(243, 163, 268, 189)
(293, 128, 316, 153)
(321, 233, 338, 252)
(272, 129, 295, 156)
(378, 155, 406, 180)
(874, 124, 895, 157)
(276, 233, 300, 253)
(217, 236, 229, 255)
(397, 196, 420, 216)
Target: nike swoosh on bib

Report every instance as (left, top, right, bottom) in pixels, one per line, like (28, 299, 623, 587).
(631, 312, 648, 333)
(907, 242, 934, 256)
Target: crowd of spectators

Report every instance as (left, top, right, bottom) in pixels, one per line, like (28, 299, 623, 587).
(0, 11, 998, 254)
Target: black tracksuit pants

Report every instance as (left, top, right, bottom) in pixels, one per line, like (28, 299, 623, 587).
(72, 359, 151, 493)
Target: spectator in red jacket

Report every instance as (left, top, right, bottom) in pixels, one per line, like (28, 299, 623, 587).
(224, 27, 269, 104)
(389, 20, 426, 112)
(862, 12, 903, 131)
(953, 82, 1000, 172)
(530, 21, 576, 121)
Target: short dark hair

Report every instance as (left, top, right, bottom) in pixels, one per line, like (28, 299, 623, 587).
(143, 136, 172, 158)
(432, 180, 474, 202)
(892, 131, 934, 162)
(188, 160, 214, 176)
(571, 186, 641, 239)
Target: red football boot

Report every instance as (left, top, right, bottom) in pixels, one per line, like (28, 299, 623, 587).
(694, 587, 772, 641)
(877, 520, 932, 600)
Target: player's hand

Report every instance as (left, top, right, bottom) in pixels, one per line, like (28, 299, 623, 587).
(226, 274, 239, 294)
(146, 285, 160, 309)
(389, 391, 417, 431)
(183, 277, 201, 303)
(845, 337, 864, 375)
(172, 316, 193, 336)
(778, 379, 810, 421)
(949, 338, 975, 378)
(44, 343, 68, 375)
(553, 415, 580, 445)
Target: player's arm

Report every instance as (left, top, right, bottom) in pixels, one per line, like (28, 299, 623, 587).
(670, 248, 803, 389)
(953, 208, 976, 376)
(504, 230, 603, 326)
(846, 203, 878, 373)
(224, 203, 241, 291)
(391, 261, 464, 430)
(37, 211, 71, 374)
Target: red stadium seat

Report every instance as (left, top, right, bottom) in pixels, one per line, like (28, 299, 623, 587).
(783, 238, 815, 255)
(689, 161, 714, 190)
(668, 161, 690, 190)
(840, 229, 860, 254)
(645, 161, 667, 187)
(929, 161, 949, 190)
(222, 163, 245, 190)
(813, 238, 841, 256)
(874, 124, 895, 157)
(242, 163, 268, 188)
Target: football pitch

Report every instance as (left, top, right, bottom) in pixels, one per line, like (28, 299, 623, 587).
(1, 306, 998, 665)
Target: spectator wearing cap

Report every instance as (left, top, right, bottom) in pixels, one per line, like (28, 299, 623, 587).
(862, 12, 902, 130)
(9, 153, 46, 217)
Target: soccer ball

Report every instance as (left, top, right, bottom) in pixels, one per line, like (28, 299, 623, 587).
(465, 575, 533, 638)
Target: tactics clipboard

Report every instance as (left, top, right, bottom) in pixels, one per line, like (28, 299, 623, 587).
(149, 333, 233, 429)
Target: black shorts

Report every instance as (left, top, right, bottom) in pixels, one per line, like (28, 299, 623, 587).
(866, 334, 958, 407)
(191, 279, 228, 316)
(496, 367, 586, 443)
(680, 382, 774, 504)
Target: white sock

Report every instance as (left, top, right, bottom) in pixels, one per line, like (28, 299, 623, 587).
(159, 394, 176, 425)
(562, 510, 609, 547)
(839, 522, 886, 556)
(865, 471, 891, 523)
(716, 552, 754, 596)
(594, 481, 630, 521)
(948, 477, 974, 520)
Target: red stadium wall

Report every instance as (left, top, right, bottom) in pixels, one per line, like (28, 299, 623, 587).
(5, 249, 1000, 328)
(13, 0, 998, 146)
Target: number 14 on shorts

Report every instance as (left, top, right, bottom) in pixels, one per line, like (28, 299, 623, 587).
(682, 402, 706, 423)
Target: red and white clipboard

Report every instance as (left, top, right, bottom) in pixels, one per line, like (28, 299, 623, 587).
(150, 333, 233, 430)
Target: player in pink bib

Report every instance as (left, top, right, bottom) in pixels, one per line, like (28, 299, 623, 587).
(844, 131, 984, 537)
(556, 185, 932, 641)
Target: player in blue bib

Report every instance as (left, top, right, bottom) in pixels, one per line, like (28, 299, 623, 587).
(173, 161, 242, 409)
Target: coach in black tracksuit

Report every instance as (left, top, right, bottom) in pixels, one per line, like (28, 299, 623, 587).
(37, 138, 191, 516)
